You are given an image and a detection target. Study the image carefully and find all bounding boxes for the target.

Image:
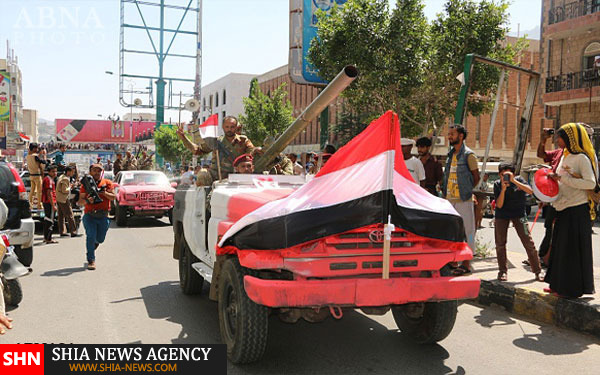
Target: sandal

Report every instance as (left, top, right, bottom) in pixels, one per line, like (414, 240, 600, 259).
(534, 273, 544, 282)
(522, 260, 530, 266)
(497, 272, 507, 281)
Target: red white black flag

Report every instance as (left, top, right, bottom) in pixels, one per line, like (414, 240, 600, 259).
(219, 111, 465, 250)
(198, 114, 221, 139)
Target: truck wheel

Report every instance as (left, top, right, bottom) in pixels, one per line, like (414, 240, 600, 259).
(110, 201, 116, 215)
(218, 258, 268, 364)
(115, 205, 127, 227)
(168, 209, 173, 225)
(2, 277, 23, 306)
(392, 300, 458, 344)
(13, 245, 33, 267)
(178, 235, 204, 295)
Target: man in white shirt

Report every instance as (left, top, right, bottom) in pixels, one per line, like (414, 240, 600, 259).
(401, 138, 425, 187)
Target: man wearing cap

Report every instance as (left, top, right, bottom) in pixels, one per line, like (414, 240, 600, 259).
(26, 142, 48, 209)
(401, 138, 426, 187)
(442, 125, 480, 275)
(177, 115, 259, 186)
(233, 154, 254, 174)
(78, 163, 116, 270)
(416, 137, 443, 195)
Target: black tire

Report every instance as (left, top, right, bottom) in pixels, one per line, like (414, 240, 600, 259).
(218, 258, 268, 364)
(110, 200, 116, 215)
(168, 209, 173, 225)
(13, 245, 33, 267)
(2, 278, 23, 306)
(178, 234, 204, 295)
(115, 205, 127, 227)
(392, 300, 458, 344)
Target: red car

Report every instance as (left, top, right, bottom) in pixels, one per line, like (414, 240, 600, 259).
(113, 171, 176, 226)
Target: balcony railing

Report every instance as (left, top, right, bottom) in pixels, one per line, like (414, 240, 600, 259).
(548, 0, 600, 25)
(546, 68, 600, 93)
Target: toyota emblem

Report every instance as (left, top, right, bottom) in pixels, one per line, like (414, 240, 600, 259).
(369, 230, 384, 243)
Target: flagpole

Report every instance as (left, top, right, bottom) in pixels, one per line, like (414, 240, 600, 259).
(382, 113, 397, 279)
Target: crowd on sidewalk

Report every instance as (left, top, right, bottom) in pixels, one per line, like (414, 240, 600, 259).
(408, 122, 596, 299)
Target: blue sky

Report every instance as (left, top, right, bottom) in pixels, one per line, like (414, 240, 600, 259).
(1, 0, 542, 123)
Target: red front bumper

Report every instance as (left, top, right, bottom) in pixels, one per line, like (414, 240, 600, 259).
(244, 275, 480, 308)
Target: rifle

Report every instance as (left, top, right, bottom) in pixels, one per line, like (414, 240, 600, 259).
(81, 175, 103, 204)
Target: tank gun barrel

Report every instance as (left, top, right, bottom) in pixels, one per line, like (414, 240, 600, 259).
(254, 65, 358, 172)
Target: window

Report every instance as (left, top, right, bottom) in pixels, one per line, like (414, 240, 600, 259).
(222, 89, 226, 105)
(215, 92, 219, 107)
(222, 111, 226, 121)
(583, 42, 600, 70)
(202, 98, 206, 111)
(209, 95, 213, 110)
(202, 116, 206, 123)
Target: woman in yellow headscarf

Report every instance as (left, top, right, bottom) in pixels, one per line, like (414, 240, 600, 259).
(545, 123, 597, 298)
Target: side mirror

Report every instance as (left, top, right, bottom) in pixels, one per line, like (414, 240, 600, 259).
(171, 182, 178, 188)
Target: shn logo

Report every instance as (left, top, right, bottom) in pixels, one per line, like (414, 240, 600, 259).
(3, 352, 41, 366)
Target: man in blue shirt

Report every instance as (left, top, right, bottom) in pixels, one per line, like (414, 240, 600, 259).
(54, 144, 67, 170)
(493, 162, 543, 282)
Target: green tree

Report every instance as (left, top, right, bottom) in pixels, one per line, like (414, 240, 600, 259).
(154, 126, 193, 164)
(308, 0, 524, 138)
(239, 80, 295, 146)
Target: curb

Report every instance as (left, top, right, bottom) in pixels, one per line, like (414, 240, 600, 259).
(475, 279, 600, 339)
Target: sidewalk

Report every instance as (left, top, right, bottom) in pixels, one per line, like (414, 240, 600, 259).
(471, 218, 600, 339)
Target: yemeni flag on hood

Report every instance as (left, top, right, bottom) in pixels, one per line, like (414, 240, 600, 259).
(198, 114, 221, 139)
(219, 111, 466, 250)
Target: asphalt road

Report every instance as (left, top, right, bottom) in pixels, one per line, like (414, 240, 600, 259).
(2, 217, 599, 374)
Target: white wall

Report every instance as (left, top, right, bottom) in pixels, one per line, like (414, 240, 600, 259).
(199, 73, 256, 125)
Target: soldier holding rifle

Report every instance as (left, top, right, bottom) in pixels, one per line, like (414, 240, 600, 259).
(176, 116, 261, 186)
(78, 164, 116, 270)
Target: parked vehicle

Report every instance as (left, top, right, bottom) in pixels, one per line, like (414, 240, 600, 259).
(0, 162, 34, 267)
(113, 171, 176, 226)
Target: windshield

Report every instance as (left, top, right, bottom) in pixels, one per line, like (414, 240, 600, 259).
(120, 172, 170, 186)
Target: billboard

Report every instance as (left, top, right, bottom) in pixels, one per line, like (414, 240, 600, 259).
(55, 119, 156, 143)
(0, 72, 10, 121)
(289, 0, 347, 85)
(0, 121, 6, 149)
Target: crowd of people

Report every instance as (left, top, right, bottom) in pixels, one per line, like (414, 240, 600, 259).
(20, 117, 598, 300)
(429, 122, 595, 299)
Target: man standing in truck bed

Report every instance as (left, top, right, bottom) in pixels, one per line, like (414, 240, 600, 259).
(176, 116, 260, 186)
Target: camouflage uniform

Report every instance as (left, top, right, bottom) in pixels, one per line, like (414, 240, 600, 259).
(195, 134, 255, 186)
(138, 155, 153, 170)
(268, 154, 294, 175)
(123, 156, 138, 171)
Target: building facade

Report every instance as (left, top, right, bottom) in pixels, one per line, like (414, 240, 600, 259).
(540, 0, 600, 127)
(22, 109, 38, 143)
(0, 49, 25, 160)
(198, 73, 257, 126)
